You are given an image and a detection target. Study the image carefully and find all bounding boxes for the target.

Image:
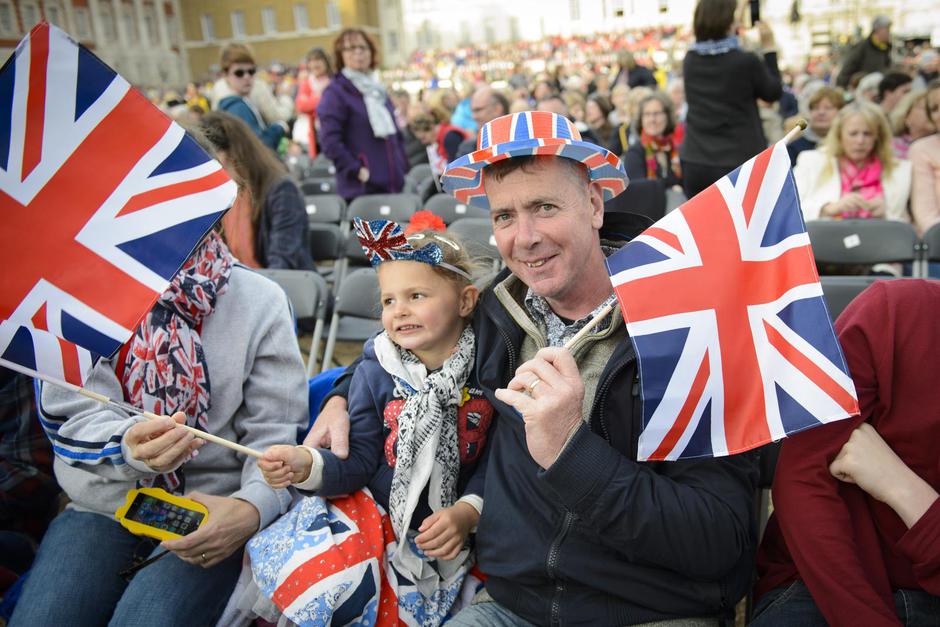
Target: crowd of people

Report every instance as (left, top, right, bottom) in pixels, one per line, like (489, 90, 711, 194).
(2, 1, 940, 625)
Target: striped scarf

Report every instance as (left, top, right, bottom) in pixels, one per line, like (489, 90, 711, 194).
(640, 130, 682, 181)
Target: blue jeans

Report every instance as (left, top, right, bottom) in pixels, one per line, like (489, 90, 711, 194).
(752, 580, 940, 626)
(9, 509, 243, 627)
(447, 600, 539, 626)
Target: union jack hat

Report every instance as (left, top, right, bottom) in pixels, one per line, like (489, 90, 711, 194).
(440, 111, 628, 209)
(353, 218, 471, 280)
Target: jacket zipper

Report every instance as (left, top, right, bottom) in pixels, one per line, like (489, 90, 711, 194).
(547, 509, 575, 626)
(593, 354, 633, 443)
(495, 320, 517, 376)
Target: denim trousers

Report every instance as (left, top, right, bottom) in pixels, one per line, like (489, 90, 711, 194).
(447, 599, 722, 627)
(9, 508, 242, 627)
(751, 580, 940, 626)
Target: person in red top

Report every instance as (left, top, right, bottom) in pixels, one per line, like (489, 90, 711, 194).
(409, 111, 469, 178)
(294, 47, 332, 157)
(753, 279, 940, 626)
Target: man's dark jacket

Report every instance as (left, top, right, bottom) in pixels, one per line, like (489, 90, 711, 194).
(836, 36, 892, 88)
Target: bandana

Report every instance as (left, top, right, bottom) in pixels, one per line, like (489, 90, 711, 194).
(122, 231, 233, 491)
(354, 218, 471, 280)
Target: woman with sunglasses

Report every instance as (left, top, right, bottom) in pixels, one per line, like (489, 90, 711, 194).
(217, 45, 288, 152)
(317, 28, 408, 202)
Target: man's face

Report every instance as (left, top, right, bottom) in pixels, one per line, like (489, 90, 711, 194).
(486, 158, 604, 310)
(471, 90, 500, 126)
(872, 26, 890, 45)
(225, 62, 255, 97)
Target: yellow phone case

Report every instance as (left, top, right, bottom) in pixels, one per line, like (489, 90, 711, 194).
(115, 487, 209, 541)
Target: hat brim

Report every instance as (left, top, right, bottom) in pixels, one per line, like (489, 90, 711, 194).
(440, 138, 629, 210)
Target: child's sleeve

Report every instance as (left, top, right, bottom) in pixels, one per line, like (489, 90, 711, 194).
(296, 362, 384, 496)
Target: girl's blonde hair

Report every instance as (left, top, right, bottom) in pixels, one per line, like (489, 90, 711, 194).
(889, 89, 928, 135)
(821, 100, 896, 178)
(402, 230, 482, 318)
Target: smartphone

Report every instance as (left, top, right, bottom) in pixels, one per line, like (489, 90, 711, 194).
(115, 487, 208, 541)
(749, 0, 761, 26)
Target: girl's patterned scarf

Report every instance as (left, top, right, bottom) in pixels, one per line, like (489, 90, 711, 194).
(640, 130, 682, 181)
(121, 231, 233, 491)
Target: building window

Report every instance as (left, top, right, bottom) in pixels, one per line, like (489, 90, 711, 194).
(73, 6, 92, 38)
(20, 2, 39, 29)
(99, 4, 117, 41)
(293, 3, 309, 30)
(122, 5, 138, 41)
(387, 30, 398, 53)
(0, 1, 14, 34)
(200, 14, 215, 41)
(144, 7, 159, 44)
(262, 6, 277, 33)
(326, 1, 340, 28)
(569, 0, 580, 21)
(45, 2, 63, 27)
(231, 10, 246, 38)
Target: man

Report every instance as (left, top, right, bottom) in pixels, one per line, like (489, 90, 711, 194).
(836, 15, 894, 88)
(455, 86, 509, 158)
(878, 71, 913, 116)
(537, 95, 602, 145)
(215, 44, 288, 151)
(310, 111, 758, 625)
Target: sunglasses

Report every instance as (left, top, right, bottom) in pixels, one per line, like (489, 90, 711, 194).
(230, 67, 256, 78)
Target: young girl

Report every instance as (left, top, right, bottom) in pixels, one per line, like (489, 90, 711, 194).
(246, 218, 493, 626)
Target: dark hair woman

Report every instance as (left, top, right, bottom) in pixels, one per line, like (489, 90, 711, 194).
(295, 47, 333, 158)
(623, 92, 683, 189)
(680, 0, 783, 198)
(202, 111, 314, 270)
(317, 28, 408, 201)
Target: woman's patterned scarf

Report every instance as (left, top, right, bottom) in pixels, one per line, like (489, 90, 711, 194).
(640, 130, 682, 181)
(121, 231, 233, 490)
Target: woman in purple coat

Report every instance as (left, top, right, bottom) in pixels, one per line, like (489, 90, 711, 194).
(318, 28, 408, 201)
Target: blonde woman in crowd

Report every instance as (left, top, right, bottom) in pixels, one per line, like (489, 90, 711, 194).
(910, 79, 940, 236)
(891, 89, 936, 159)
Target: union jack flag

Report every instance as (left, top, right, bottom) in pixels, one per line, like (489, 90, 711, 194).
(607, 141, 859, 461)
(0, 23, 236, 385)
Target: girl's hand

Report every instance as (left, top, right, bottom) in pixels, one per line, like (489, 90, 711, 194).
(415, 501, 479, 560)
(258, 445, 313, 488)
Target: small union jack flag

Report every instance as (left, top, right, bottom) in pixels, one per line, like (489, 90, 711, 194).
(607, 141, 859, 461)
(353, 218, 442, 267)
(0, 23, 236, 385)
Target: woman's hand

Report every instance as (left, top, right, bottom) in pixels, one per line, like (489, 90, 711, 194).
(358, 167, 370, 183)
(822, 193, 867, 218)
(124, 412, 203, 473)
(161, 493, 261, 567)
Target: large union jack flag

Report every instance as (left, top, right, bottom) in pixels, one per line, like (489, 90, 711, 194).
(607, 141, 859, 461)
(0, 23, 236, 385)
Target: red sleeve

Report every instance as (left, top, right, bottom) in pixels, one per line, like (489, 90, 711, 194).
(772, 283, 900, 626)
(896, 495, 940, 593)
(295, 79, 320, 115)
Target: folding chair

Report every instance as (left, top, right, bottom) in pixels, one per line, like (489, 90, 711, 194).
(305, 194, 346, 225)
(920, 222, 940, 278)
(819, 275, 888, 321)
(255, 268, 330, 377)
(300, 177, 337, 196)
(805, 219, 920, 275)
(309, 155, 337, 178)
(408, 163, 433, 185)
(307, 223, 345, 286)
(424, 193, 490, 225)
(320, 268, 383, 372)
(347, 193, 421, 224)
(604, 178, 667, 222)
(447, 218, 501, 271)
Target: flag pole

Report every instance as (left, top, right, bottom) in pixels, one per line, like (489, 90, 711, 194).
(782, 118, 808, 145)
(0, 358, 263, 459)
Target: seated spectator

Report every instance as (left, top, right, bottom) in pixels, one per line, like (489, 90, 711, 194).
(8, 232, 309, 626)
(788, 86, 845, 165)
(793, 101, 911, 222)
(666, 77, 688, 122)
(216, 45, 288, 152)
(585, 93, 616, 150)
(754, 279, 940, 626)
(409, 110, 469, 178)
(910, 79, 940, 235)
(611, 50, 657, 88)
(913, 49, 939, 90)
(210, 45, 292, 128)
(879, 71, 914, 116)
(0, 369, 60, 596)
(202, 112, 315, 271)
(537, 94, 600, 144)
(891, 89, 936, 160)
(456, 86, 509, 158)
(611, 86, 655, 157)
(608, 83, 631, 127)
(623, 91, 684, 189)
(855, 71, 884, 104)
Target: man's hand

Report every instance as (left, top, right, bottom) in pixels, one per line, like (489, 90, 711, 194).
(494, 347, 584, 469)
(830, 423, 938, 528)
(259, 445, 314, 488)
(124, 412, 203, 473)
(303, 396, 350, 458)
(416, 502, 479, 561)
(161, 493, 260, 568)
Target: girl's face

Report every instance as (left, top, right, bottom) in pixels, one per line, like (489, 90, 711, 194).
(640, 99, 668, 136)
(840, 113, 876, 164)
(377, 260, 477, 370)
(906, 98, 936, 140)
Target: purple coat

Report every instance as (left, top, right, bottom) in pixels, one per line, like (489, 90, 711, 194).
(317, 73, 408, 201)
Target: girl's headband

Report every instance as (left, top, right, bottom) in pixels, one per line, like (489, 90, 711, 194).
(353, 218, 472, 281)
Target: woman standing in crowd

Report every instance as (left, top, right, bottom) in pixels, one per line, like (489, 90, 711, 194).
(202, 112, 315, 271)
(409, 111, 469, 178)
(680, 0, 783, 198)
(318, 28, 408, 202)
(294, 47, 333, 158)
(623, 91, 684, 189)
(788, 86, 845, 165)
(910, 79, 940, 235)
(793, 101, 911, 222)
(892, 90, 936, 160)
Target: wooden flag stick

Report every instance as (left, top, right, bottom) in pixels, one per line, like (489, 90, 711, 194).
(563, 303, 615, 350)
(782, 118, 808, 145)
(0, 358, 263, 459)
